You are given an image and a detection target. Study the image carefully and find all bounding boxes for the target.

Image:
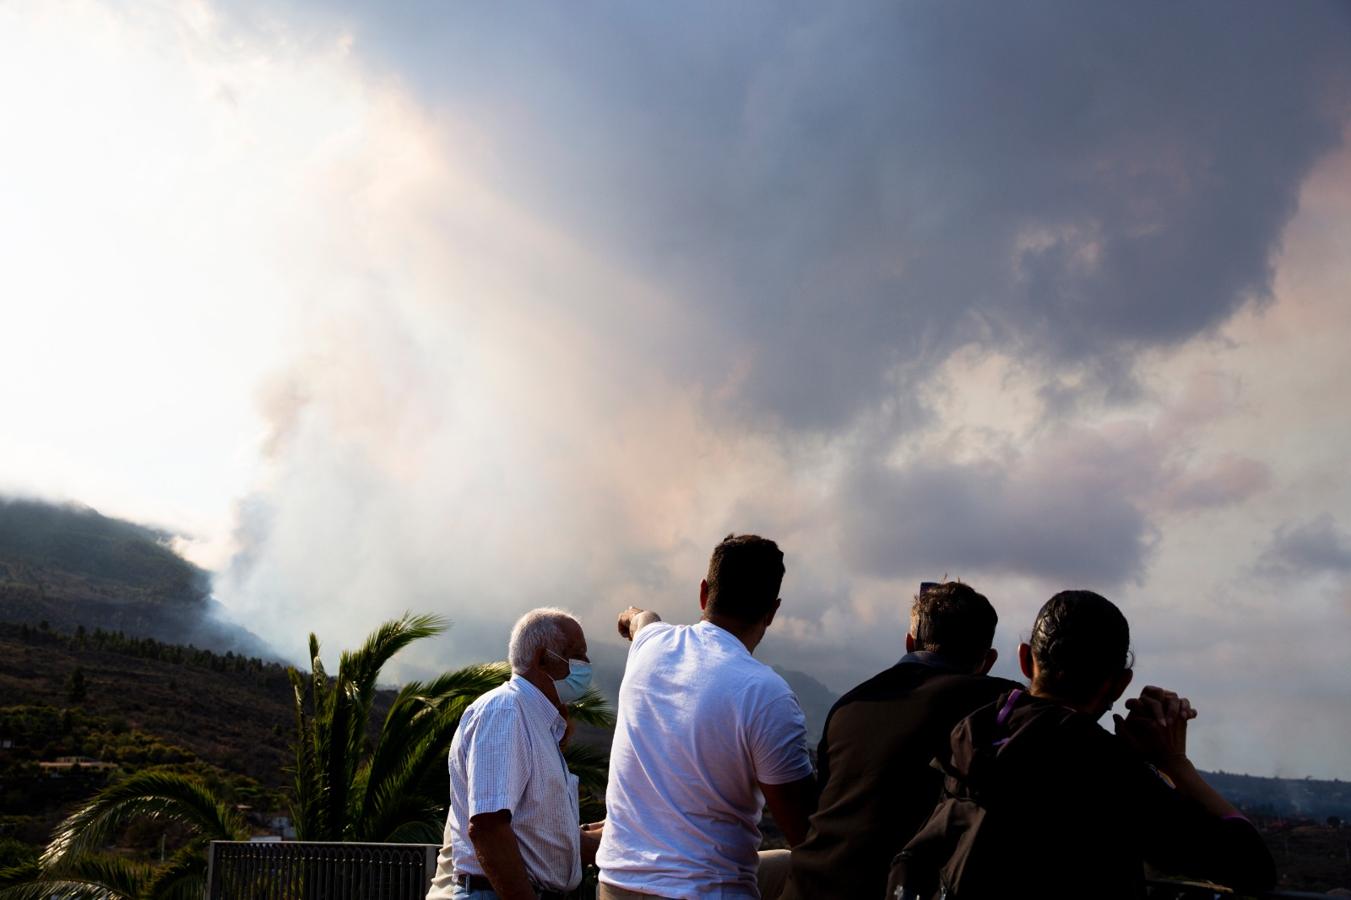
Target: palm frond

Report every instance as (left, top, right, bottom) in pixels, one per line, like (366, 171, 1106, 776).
(339, 613, 446, 702)
(146, 842, 208, 900)
(359, 663, 510, 821)
(381, 815, 446, 845)
(42, 769, 246, 868)
(566, 686, 616, 729)
(0, 862, 40, 889)
(0, 879, 132, 900)
(358, 690, 499, 841)
(562, 742, 611, 798)
(0, 853, 152, 900)
(287, 665, 322, 841)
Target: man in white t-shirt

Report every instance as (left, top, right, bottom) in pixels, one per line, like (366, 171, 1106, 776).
(596, 534, 817, 900)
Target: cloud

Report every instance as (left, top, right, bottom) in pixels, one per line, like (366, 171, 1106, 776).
(264, 0, 1351, 431)
(838, 436, 1155, 586)
(6, 0, 1351, 777)
(1259, 515, 1351, 578)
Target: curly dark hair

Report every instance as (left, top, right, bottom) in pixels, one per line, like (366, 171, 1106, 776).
(1029, 590, 1133, 703)
(910, 582, 998, 668)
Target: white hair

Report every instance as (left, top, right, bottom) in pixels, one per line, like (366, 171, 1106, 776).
(508, 607, 579, 675)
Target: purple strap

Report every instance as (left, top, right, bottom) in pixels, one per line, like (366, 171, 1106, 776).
(995, 689, 1023, 726)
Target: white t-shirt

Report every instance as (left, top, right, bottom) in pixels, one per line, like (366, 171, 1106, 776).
(597, 620, 813, 899)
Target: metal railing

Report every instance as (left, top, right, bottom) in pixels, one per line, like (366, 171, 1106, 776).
(205, 843, 1331, 900)
(207, 841, 438, 900)
(1144, 880, 1333, 899)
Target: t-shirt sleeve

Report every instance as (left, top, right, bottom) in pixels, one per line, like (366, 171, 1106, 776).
(748, 691, 815, 786)
(464, 705, 531, 818)
(628, 620, 673, 657)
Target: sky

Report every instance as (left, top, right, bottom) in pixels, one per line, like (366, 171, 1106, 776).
(2, 0, 1350, 778)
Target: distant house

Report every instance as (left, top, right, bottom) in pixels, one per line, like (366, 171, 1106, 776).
(39, 755, 118, 776)
(266, 815, 296, 840)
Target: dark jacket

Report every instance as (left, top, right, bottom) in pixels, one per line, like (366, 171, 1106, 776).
(779, 657, 1021, 900)
(890, 689, 1277, 900)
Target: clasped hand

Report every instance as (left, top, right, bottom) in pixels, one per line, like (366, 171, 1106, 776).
(1112, 685, 1197, 767)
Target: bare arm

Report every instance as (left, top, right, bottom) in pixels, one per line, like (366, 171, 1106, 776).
(1114, 686, 1238, 818)
(759, 774, 817, 847)
(580, 820, 604, 867)
(1114, 686, 1274, 890)
(617, 607, 662, 642)
(467, 811, 537, 900)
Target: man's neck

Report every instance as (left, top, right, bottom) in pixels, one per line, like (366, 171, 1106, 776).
(702, 613, 761, 653)
(1028, 687, 1103, 718)
(520, 669, 566, 716)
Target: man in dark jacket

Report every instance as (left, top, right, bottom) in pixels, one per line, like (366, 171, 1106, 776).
(779, 582, 1021, 900)
(890, 590, 1276, 900)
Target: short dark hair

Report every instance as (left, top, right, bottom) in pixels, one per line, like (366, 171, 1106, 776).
(909, 582, 997, 668)
(705, 534, 785, 624)
(1030, 590, 1132, 703)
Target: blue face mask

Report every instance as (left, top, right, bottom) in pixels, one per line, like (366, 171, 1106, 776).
(547, 649, 593, 705)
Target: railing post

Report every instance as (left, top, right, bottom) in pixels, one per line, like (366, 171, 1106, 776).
(205, 841, 217, 900)
(423, 843, 439, 894)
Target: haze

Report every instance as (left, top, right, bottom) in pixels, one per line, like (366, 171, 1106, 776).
(2, 0, 1349, 778)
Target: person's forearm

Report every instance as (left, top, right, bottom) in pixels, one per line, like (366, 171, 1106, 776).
(630, 610, 661, 639)
(580, 821, 604, 867)
(469, 824, 537, 900)
(1158, 758, 1241, 819)
(760, 776, 817, 847)
(619, 607, 663, 641)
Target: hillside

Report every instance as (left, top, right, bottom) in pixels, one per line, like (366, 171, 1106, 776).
(0, 496, 1345, 890)
(0, 621, 295, 860)
(0, 498, 267, 655)
(0, 622, 294, 784)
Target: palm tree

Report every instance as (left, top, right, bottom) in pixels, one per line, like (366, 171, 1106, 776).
(289, 612, 613, 842)
(0, 769, 248, 899)
(0, 613, 615, 899)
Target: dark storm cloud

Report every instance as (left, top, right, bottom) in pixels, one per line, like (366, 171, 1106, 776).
(257, 0, 1351, 430)
(1259, 514, 1351, 578)
(838, 435, 1156, 585)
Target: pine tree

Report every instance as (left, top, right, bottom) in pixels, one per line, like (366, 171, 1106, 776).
(65, 667, 88, 704)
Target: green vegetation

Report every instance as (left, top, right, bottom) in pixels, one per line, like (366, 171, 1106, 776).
(0, 499, 264, 654)
(0, 614, 615, 899)
(0, 499, 207, 606)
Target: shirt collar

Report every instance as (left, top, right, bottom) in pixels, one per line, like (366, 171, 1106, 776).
(696, 619, 753, 658)
(898, 649, 969, 673)
(509, 673, 567, 742)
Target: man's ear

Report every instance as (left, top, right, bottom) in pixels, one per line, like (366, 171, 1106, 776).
(976, 647, 998, 676)
(762, 596, 782, 628)
(905, 633, 917, 654)
(1107, 668, 1134, 706)
(1017, 642, 1035, 681)
(699, 579, 710, 612)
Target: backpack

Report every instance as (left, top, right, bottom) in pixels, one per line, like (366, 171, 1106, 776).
(885, 690, 1025, 900)
(885, 782, 998, 899)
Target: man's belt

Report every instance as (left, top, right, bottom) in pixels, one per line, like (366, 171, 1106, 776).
(452, 872, 567, 900)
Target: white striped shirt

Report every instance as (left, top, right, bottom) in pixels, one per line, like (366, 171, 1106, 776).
(426, 675, 582, 897)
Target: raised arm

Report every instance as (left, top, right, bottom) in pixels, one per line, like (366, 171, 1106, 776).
(1114, 686, 1236, 817)
(1114, 685, 1276, 892)
(617, 606, 662, 641)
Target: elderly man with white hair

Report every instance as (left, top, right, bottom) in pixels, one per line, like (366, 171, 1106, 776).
(426, 608, 600, 900)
